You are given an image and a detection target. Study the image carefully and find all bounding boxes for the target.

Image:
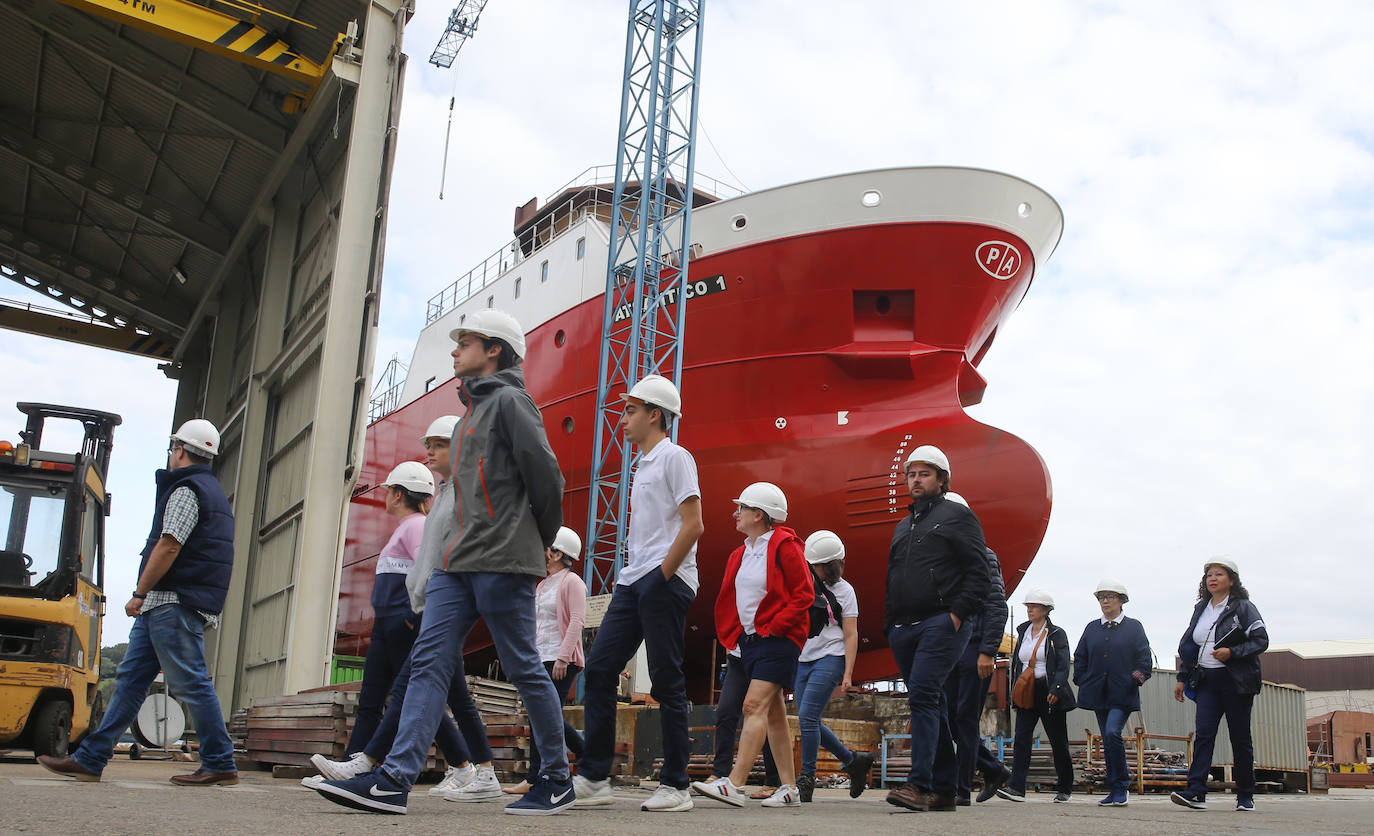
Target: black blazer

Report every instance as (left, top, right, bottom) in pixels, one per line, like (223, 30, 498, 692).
(1073, 616, 1152, 711)
(1011, 618, 1076, 710)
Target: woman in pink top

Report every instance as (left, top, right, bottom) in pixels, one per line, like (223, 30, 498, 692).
(507, 526, 587, 794)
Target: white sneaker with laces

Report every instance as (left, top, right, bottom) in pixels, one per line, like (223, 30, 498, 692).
(641, 785, 694, 812)
(309, 751, 374, 781)
(573, 774, 614, 807)
(761, 784, 801, 808)
(690, 776, 746, 807)
(445, 765, 502, 801)
(428, 763, 477, 797)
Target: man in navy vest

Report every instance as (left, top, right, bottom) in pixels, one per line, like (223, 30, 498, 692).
(39, 419, 238, 786)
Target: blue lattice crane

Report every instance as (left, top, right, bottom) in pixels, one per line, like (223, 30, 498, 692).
(584, 1, 706, 597)
(429, 0, 489, 68)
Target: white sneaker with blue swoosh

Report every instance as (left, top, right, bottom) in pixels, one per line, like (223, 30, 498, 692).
(313, 771, 409, 814)
(505, 775, 577, 816)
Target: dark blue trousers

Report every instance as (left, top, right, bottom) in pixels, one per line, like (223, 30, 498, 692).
(1186, 668, 1255, 799)
(889, 614, 971, 795)
(943, 640, 1007, 798)
(363, 648, 491, 766)
(347, 613, 418, 754)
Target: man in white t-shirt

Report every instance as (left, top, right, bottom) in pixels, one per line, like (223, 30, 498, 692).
(574, 375, 703, 814)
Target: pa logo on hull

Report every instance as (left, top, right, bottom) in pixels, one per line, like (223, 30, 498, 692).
(976, 241, 1022, 280)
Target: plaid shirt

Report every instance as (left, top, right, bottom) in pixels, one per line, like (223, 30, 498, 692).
(141, 487, 219, 629)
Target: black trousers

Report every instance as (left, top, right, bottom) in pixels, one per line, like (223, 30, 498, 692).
(1009, 678, 1074, 794)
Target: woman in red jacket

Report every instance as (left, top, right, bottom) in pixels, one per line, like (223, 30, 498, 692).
(692, 482, 814, 809)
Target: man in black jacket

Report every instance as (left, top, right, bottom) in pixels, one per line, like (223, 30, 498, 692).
(884, 446, 991, 812)
(940, 494, 1011, 805)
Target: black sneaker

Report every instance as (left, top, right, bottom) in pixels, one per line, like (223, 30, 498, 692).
(975, 768, 1009, 803)
(314, 770, 409, 815)
(1053, 791, 1072, 803)
(1170, 790, 1207, 810)
(796, 773, 815, 803)
(956, 795, 971, 806)
(995, 786, 1026, 802)
(505, 775, 576, 816)
(843, 751, 874, 798)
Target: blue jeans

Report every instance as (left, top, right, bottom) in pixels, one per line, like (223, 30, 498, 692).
(380, 571, 567, 788)
(363, 649, 489, 766)
(346, 612, 418, 754)
(1095, 708, 1131, 792)
(73, 604, 235, 774)
(943, 640, 1007, 797)
(581, 570, 695, 788)
(794, 654, 853, 776)
(1187, 668, 1254, 799)
(888, 614, 971, 795)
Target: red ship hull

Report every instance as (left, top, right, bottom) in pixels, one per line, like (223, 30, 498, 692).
(340, 209, 1053, 698)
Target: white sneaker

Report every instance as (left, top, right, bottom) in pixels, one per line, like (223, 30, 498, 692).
(573, 774, 614, 807)
(309, 751, 374, 781)
(641, 785, 693, 812)
(445, 765, 502, 801)
(690, 776, 746, 807)
(761, 784, 801, 808)
(299, 774, 324, 788)
(428, 763, 477, 797)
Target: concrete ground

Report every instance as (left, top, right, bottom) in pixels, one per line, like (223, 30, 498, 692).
(2, 756, 1370, 835)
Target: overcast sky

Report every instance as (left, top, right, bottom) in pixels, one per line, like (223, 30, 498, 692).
(3, 1, 1370, 662)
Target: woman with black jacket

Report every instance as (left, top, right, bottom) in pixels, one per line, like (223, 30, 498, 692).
(1170, 557, 1269, 813)
(996, 588, 1077, 803)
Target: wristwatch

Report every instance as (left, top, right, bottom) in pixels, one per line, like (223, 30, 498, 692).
(131, 591, 147, 599)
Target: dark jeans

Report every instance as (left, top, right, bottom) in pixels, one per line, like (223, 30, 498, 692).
(1009, 678, 1074, 793)
(712, 653, 780, 783)
(347, 612, 418, 754)
(526, 661, 584, 783)
(581, 570, 695, 789)
(1186, 668, 1255, 799)
(363, 648, 492, 766)
(1095, 707, 1131, 792)
(888, 614, 971, 795)
(943, 640, 1006, 798)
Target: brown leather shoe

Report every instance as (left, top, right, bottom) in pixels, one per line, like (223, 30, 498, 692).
(925, 792, 959, 811)
(170, 769, 239, 786)
(885, 783, 924, 811)
(37, 755, 100, 782)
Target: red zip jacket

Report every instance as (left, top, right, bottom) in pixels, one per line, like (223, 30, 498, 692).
(715, 526, 815, 651)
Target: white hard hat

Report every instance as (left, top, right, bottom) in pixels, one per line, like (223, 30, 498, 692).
(449, 308, 526, 361)
(904, 444, 951, 476)
(421, 415, 460, 442)
(733, 481, 788, 523)
(171, 419, 221, 458)
(620, 374, 682, 417)
(551, 526, 582, 561)
(1022, 588, 1055, 609)
(1204, 556, 1239, 576)
(804, 530, 846, 564)
(382, 461, 436, 495)
(1095, 578, 1129, 601)
(944, 492, 970, 509)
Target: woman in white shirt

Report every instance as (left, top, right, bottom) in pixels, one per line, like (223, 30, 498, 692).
(793, 530, 875, 802)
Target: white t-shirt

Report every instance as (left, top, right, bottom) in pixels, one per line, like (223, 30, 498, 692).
(535, 569, 565, 663)
(800, 578, 859, 663)
(617, 438, 701, 592)
(1019, 623, 1050, 679)
(1193, 597, 1229, 669)
(734, 532, 773, 634)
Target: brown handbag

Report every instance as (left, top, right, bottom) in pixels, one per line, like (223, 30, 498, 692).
(1012, 626, 1048, 710)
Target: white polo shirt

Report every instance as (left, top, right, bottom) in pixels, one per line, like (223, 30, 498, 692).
(734, 531, 773, 634)
(1193, 596, 1229, 669)
(617, 437, 701, 592)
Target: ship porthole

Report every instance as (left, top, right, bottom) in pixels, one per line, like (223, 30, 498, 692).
(1018, 201, 1032, 217)
(562, 417, 574, 434)
(861, 189, 882, 207)
(555, 329, 566, 347)
(731, 214, 747, 231)
(876, 295, 892, 314)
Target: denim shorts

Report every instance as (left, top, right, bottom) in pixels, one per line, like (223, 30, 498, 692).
(739, 633, 800, 687)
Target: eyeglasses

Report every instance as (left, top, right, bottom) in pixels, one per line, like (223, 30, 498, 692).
(1095, 593, 1119, 601)
(167, 441, 183, 453)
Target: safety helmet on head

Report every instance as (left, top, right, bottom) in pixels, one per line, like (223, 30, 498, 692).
(382, 461, 436, 496)
(904, 444, 951, 477)
(620, 374, 682, 417)
(449, 308, 526, 361)
(732, 481, 788, 523)
(944, 492, 970, 509)
(171, 419, 221, 458)
(1204, 556, 1239, 576)
(421, 415, 461, 443)
(551, 526, 582, 561)
(804, 530, 846, 565)
(1022, 587, 1055, 609)
(1095, 578, 1129, 603)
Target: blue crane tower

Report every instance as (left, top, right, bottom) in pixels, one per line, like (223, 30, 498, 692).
(584, 0, 706, 597)
(429, 1, 489, 68)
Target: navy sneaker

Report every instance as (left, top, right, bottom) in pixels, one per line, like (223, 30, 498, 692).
(505, 775, 576, 816)
(1170, 790, 1206, 810)
(1098, 789, 1128, 807)
(314, 770, 408, 814)
(1235, 796, 1254, 812)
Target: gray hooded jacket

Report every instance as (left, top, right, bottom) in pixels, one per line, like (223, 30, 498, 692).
(408, 477, 453, 614)
(439, 367, 563, 577)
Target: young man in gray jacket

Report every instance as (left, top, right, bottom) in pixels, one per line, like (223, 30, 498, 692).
(314, 309, 572, 816)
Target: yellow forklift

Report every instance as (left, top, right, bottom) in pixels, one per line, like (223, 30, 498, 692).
(0, 403, 121, 756)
